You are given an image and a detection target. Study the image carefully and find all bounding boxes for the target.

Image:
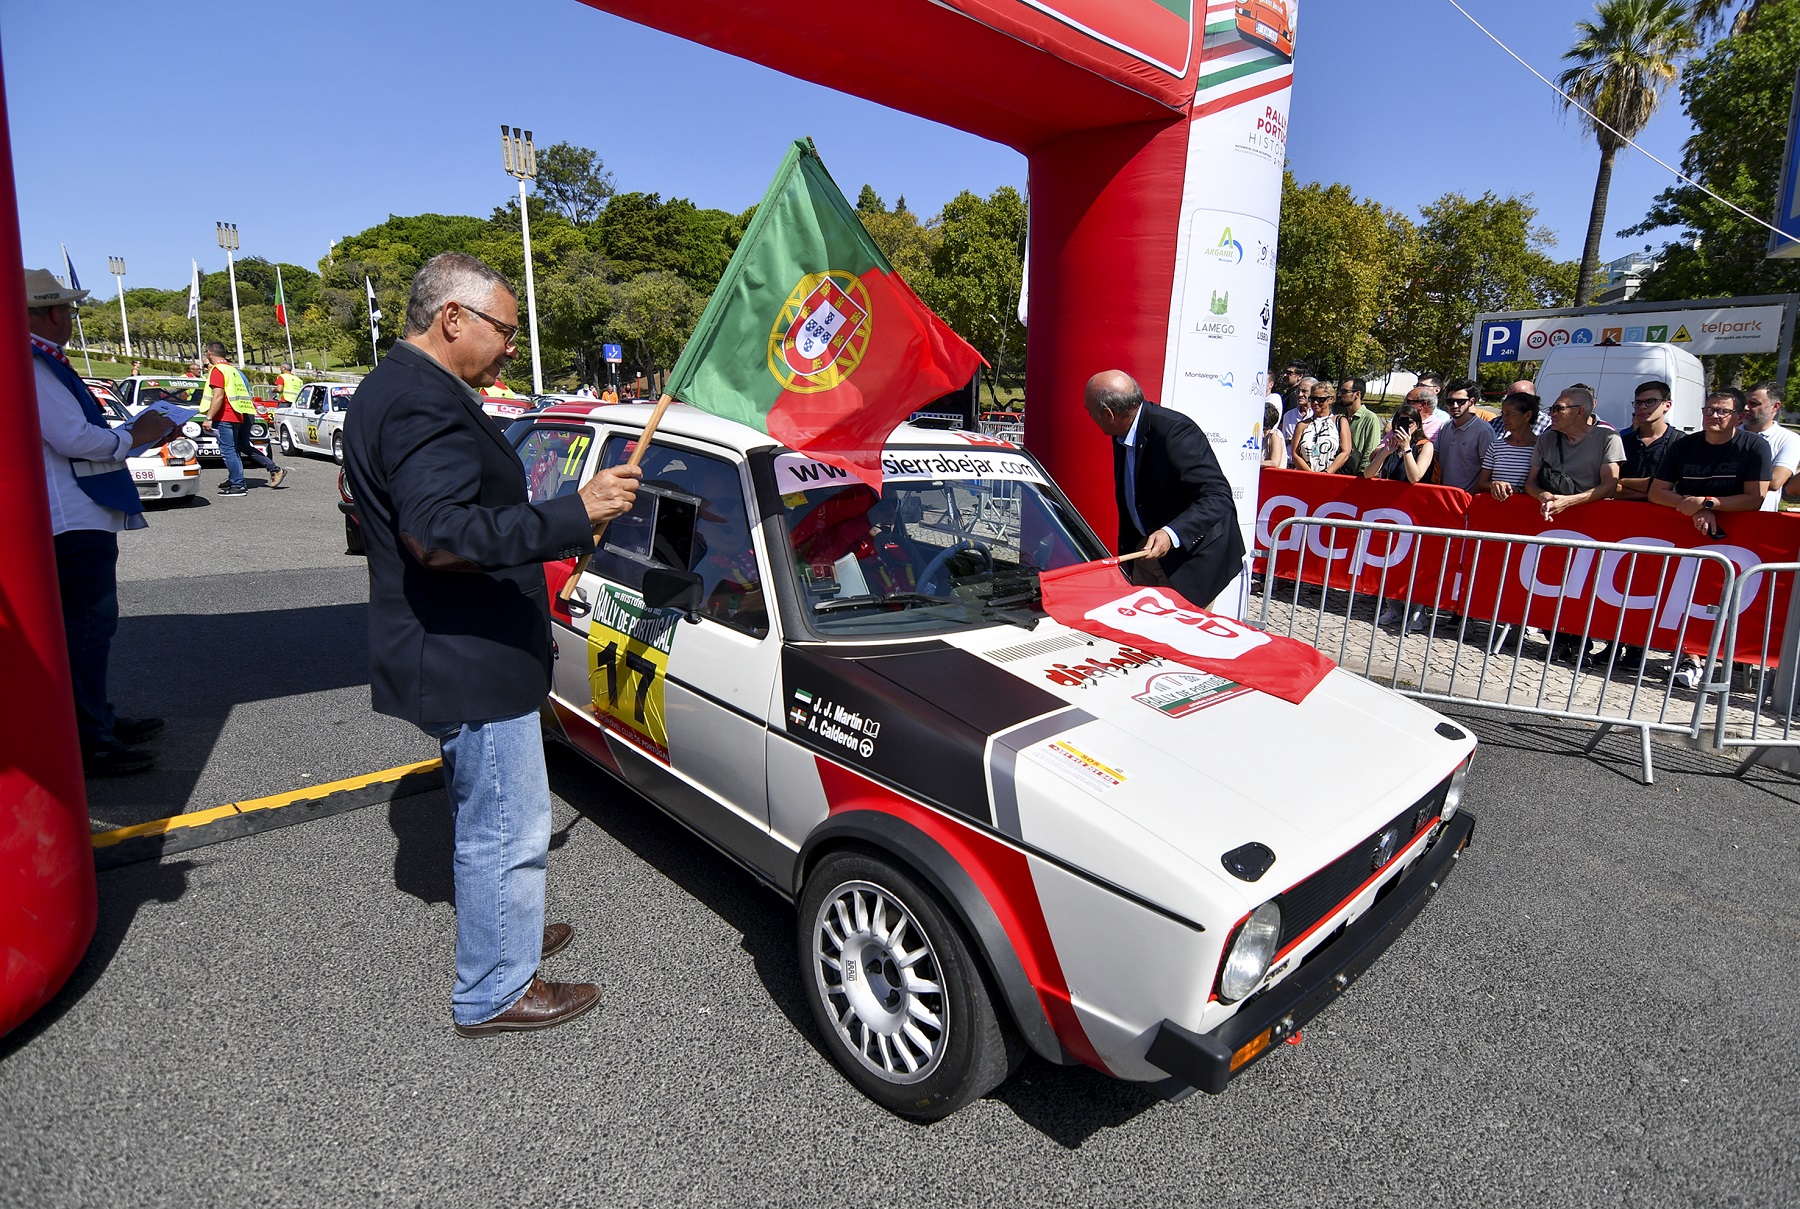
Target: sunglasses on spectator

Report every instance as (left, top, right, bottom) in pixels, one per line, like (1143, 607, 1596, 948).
(1548, 404, 1583, 413)
(1310, 393, 1334, 402)
(1443, 396, 1473, 407)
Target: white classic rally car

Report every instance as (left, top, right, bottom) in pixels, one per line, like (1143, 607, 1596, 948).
(512, 402, 1477, 1119)
(98, 395, 202, 503)
(273, 383, 356, 463)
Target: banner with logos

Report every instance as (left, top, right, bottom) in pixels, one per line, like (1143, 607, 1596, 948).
(1255, 469, 1471, 605)
(1252, 468, 1797, 662)
(1460, 496, 1794, 662)
(1477, 304, 1784, 361)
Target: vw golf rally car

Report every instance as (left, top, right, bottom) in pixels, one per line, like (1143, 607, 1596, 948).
(512, 401, 1477, 1119)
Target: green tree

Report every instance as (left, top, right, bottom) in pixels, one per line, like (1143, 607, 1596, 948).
(919, 186, 1026, 404)
(611, 270, 708, 381)
(593, 192, 742, 286)
(1626, 0, 1800, 381)
(1387, 192, 1576, 378)
(534, 141, 616, 225)
(1273, 173, 1416, 379)
(1558, 0, 1694, 304)
(856, 184, 885, 215)
(861, 195, 939, 287)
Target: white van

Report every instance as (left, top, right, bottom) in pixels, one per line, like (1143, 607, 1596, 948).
(1533, 342, 1705, 432)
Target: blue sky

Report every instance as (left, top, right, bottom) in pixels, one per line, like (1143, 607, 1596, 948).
(4, 0, 1697, 293)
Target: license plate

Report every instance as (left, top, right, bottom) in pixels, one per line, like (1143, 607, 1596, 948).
(1256, 20, 1277, 39)
(132, 470, 156, 481)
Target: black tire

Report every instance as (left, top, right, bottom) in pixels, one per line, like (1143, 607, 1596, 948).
(332, 433, 345, 465)
(798, 849, 1019, 1120)
(344, 515, 365, 555)
(278, 426, 295, 455)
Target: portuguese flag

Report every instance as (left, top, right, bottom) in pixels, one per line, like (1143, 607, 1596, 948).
(664, 138, 983, 487)
(273, 269, 288, 328)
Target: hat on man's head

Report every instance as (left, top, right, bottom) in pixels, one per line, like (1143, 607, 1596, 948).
(24, 267, 89, 309)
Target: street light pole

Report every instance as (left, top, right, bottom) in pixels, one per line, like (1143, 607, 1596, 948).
(216, 222, 244, 366)
(500, 124, 544, 395)
(106, 256, 132, 359)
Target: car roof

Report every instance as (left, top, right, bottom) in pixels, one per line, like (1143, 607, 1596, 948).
(529, 401, 1022, 455)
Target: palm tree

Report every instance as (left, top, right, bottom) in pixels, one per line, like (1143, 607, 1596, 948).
(1559, 0, 1695, 305)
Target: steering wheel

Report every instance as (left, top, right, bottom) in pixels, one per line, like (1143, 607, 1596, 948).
(917, 539, 993, 595)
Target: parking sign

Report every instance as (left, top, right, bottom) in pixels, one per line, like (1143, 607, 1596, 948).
(1479, 321, 1519, 362)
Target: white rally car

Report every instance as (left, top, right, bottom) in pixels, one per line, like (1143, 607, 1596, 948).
(272, 383, 357, 463)
(510, 402, 1477, 1119)
(114, 375, 273, 464)
(97, 395, 202, 503)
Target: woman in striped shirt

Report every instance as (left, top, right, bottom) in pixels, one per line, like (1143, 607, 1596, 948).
(1475, 391, 1540, 500)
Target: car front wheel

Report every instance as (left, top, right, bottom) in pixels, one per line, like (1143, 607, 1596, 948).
(278, 426, 295, 455)
(344, 516, 365, 555)
(798, 850, 1019, 1120)
(332, 433, 345, 465)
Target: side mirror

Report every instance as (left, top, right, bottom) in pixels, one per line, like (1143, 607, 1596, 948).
(642, 565, 704, 620)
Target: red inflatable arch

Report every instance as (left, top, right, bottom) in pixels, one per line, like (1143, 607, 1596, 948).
(0, 4, 1297, 1033)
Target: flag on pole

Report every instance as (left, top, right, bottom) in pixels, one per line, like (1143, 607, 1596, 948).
(61, 244, 81, 292)
(187, 259, 200, 320)
(274, 266, 289, 328)
(1037, 559, 1336, 705)
(662, 138, 983, 488)
(366, 277, 381, 340)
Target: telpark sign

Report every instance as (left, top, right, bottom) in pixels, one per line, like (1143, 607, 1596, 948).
(1477, 303, 1786, 361)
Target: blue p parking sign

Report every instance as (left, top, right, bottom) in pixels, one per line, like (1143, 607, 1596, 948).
(1479, 321, 1519, 362)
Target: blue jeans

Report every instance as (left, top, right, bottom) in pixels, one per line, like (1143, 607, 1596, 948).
(53, 528, 119, 748)
(431, 710, 551, 1026)
(216, 418, 277, 487)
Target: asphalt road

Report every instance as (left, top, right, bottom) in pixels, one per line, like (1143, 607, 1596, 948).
(5, 448, 1798, 1205)
(85, 448, 435, 830)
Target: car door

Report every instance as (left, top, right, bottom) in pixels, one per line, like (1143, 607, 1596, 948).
(560, 429, 785, 880)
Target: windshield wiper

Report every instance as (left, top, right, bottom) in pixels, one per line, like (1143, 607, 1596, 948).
(984, 587, 1041, 609)
(813, 592, 954, 614)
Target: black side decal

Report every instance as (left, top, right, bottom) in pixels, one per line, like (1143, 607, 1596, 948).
(781, 644, 1063, 826)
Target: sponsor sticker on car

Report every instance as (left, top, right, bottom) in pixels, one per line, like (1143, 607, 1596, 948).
(586, 584, 678, 761)
(1132, 670, 1252, 717)
(1024, 738, 1128, 796)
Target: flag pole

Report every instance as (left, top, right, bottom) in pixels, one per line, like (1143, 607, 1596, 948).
(276, 265, 297, 369)
(556, 394, 674, 609)
(190, 259, 202, 362)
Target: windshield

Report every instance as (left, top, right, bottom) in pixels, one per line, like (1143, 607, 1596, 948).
(774, 446, 1107, 636)
(137, 378, 206, 406)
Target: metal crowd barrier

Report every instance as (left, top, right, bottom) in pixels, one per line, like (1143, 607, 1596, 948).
(1711, 561, 1800, 772)
(1256, 516, 1745, 784)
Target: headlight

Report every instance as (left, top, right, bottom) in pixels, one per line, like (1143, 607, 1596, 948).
(1442, 756, 1472, 822)
(1218, 900, 1282, 1003)
(249, 422, 268, 438)
(182, 420, 202, 438)
(166, 438, 197, 462)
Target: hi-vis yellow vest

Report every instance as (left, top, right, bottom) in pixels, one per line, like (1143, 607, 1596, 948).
(213, 363, 254, 418)
(277, 372, 302, 403)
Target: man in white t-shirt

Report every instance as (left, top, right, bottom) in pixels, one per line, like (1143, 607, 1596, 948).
(1279, 375, 1316, 441)
(1745, 381, 1797, 511)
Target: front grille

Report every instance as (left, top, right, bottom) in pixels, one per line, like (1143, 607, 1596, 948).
(1274, 776, 1450, 952)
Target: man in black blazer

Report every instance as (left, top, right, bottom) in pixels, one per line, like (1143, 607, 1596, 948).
(346, 252, 640, 1039)
(1084, 369, 1246, 610)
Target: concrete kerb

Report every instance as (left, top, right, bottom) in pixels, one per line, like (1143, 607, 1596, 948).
(90, 758, 444, 870)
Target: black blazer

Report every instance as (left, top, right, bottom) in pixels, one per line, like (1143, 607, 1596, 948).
(1112, 401, 1247, 609)
(344, 341, 593, 729)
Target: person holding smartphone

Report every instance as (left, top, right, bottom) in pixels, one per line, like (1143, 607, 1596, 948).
(1362, 405, 1441, 484)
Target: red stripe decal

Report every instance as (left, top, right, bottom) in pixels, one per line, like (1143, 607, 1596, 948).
(550, 699, 622, 777)
(812, 756, 1108, 1073)
(1191, 71, 1291, 121)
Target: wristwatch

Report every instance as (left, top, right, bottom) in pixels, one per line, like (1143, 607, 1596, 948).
(1702, 496, 1718, 510)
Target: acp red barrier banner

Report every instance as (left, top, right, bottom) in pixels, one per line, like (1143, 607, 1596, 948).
(1461, 495, 1796, 662)
(1254, 469, 1471, 607)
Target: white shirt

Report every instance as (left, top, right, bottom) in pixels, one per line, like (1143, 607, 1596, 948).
(36, 352, 134, 534)
(1118, 408, 1181, 549)
(1751, 423, 1800, 511)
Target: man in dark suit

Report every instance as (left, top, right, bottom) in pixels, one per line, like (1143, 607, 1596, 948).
(1084, 369, 1246, 610)
(346, 252, 640, 1039)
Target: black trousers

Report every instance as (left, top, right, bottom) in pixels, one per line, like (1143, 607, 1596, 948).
(53, 528, 120, 748)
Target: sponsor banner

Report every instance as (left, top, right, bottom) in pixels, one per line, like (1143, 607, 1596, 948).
(1039, 558, 1334, 703)
(586, 584, 679, 761)
(1255, 469, 1470, 607)
(1462, 496, 1795, 663)
(1478, 304, 1784, 361)
(772, 448, 1047, 493)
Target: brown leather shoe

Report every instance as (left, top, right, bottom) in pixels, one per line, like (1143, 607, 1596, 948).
(541, 922, 573, 960)
(453, 977, 600, 1038)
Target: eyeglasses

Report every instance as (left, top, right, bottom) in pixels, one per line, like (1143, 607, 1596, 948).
(1701, 406, 1742, 417)
(1444, 396, 1473, 407)
(453, 301, 519, 344)
(1632, 396, 1665, 407)
(1548, 404, 1582, 414)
